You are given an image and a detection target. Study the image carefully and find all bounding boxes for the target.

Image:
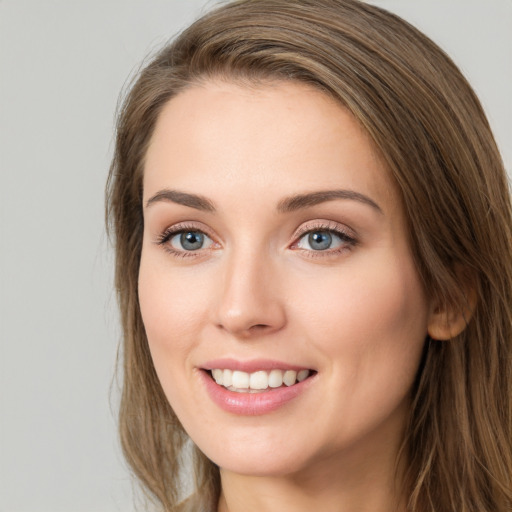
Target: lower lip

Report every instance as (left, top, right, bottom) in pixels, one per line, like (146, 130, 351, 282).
(199, 370, 314, 415)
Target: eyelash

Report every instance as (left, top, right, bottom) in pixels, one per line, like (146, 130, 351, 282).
(292, 221, 358, 258)
(154, 221, 358, 259)
(155, 222, 215, 259)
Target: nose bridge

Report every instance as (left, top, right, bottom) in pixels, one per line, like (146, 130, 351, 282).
(215, 241, 285, 337)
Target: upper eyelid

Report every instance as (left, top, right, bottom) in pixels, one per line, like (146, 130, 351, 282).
(158, 222, 216, 240)
(293, 220, 356, 238)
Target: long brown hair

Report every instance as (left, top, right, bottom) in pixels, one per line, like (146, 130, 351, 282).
(106, 1, 512, 510)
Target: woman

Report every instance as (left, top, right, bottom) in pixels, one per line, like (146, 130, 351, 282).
(106, 0, 512, 510)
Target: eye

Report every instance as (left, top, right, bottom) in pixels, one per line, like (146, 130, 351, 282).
(169, 231, 211, 251)
(169, 230, 212, 251)
(296, 230, 343, 251)
(293, 224, 357, 254)
(300, 231, 336, 251)
(155, 224, 216, 257)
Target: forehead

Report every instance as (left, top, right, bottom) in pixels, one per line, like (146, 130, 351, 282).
(143, 80, 399, 214)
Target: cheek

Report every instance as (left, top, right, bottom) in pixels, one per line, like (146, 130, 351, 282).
(137, 252, 212, 420)
(294, 251, 429, 388)
(138, 254, 210, 350)
(137, 251, 214, 413)
(286, 254, 429, 443)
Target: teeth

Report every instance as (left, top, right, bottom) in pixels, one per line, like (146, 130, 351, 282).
(212, 368, 223, 385)
(210, 368, 311, 391)
(223, 369, 233, 387)
(283, 370, 297, 386)
(268, 369, 283, 388)
(249, 370, 268, 390)
(231, 370, 250, 389)
(297, 369, 309, 382)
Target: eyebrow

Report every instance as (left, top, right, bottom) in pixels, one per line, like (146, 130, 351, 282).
(145, 188, 382, 214)
(145, 189, 216, 212)
(277, 190, 382, 214)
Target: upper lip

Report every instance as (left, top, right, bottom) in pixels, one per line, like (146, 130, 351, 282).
(201, 358, 313, 373)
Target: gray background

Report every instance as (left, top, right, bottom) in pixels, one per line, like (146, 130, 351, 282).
(0, 1, 510, 511)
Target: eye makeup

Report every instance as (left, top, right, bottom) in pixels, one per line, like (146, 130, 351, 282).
(291, 220, 358, 258)
(154, 222, 218, 259)
(153, 218, 358, 261)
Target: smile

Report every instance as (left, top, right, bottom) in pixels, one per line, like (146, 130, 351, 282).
(200, 362, 316, 415)
(210, 368, 311, 393)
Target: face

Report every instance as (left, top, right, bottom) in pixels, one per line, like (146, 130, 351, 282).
(139, 80, 432, 479)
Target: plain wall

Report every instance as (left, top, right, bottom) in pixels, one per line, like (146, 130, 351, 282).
(0, 1, 510, 511)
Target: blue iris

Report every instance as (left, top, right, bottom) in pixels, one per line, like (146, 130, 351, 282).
(308, 231, 332, 250)
(180, 231, 204, 250)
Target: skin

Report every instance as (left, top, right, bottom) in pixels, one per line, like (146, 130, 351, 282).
(139, 80, 442, 512)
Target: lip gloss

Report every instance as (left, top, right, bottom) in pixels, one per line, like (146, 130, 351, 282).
(202, 358, 308, 373)
(199, 368, 314, 415)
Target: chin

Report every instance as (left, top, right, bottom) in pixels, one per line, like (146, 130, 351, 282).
(214, 453, 310, 478)
(194, 429, 318, 478)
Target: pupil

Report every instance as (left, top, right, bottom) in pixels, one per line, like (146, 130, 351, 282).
(181, 232, 204, 250)
(309, 231, 332, 250)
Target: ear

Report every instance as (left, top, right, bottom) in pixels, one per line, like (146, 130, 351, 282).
(427, 270, 477, 341)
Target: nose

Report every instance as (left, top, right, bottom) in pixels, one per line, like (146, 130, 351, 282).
(214, 248, 287, 339)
